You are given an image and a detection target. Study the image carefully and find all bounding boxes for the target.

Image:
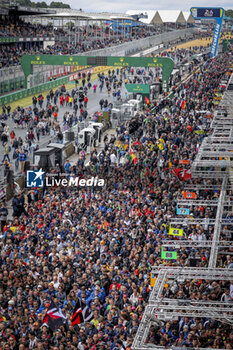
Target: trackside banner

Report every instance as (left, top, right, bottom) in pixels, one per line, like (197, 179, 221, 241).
(190, 7, 224, 58)
(210, 17, 223, 57)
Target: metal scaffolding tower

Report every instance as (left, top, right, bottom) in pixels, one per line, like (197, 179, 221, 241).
(162, 240, 232, 248)
(132, 69, 233, 350)
(209, 176, 228, 268)
(132, 268, 233, 350)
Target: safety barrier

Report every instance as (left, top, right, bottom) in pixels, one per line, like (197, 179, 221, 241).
(0, 64, 112, 107)
(79, 28, 196, 57)
(0, 75, 71, 107)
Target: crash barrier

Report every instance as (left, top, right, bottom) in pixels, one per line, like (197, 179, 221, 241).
(0, 75, 70, 107)
(0, 64, 112, 108)
(78, 28, 196, 57)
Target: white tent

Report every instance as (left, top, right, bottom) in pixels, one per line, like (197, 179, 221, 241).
(183, 11, 195, 24)
(156, 10, 186, 24)
(126, 9, 191, 25)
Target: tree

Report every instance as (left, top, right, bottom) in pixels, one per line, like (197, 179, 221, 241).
(50, 1, 70, 8)
(17, 0, 33, 6)
(225, 9, 233, 18)
(16, 0, 70, 8)
(34, 1, 48, 7)
(65, 21, 75, 28)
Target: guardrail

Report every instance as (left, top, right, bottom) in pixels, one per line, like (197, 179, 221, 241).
(78, 28, 196, 57)
(0, 75, 71, 107)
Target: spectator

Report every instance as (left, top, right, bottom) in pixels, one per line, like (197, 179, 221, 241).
(18, 149, 27, 172)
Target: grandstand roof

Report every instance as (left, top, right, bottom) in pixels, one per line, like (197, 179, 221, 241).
(40, 11, 91, 20)
(89, 13, 134, 21)
(38, 9, 134, 22)
(9, 5, 55, 16)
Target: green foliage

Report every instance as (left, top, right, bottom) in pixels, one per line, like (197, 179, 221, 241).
(50, 1, 70, 8)
(34, 1, 48, 7)
(225, 10, 233, 18)
(65, 21, 74, 28)
(17, 0, 32, 5)
(16, 0, 70, 9)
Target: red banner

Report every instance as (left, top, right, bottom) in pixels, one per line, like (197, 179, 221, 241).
(179, 160, 189, 165)
(183, 191, 196, 199)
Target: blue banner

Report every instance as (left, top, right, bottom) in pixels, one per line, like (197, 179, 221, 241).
(106, 20, 144, 32)
(190, 7, 224, 19)
(176, 207, 190, 215)
(211, 17, 223, 57)
(190, 7, 224, 58)
(197, 8, 221, 18)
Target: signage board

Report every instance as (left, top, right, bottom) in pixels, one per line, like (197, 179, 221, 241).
(176, 207, 190, 215)
(161, 248, 177, 260)
(190, 7, 224, 57)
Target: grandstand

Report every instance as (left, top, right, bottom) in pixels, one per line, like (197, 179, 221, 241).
(0, 5, 199, 96)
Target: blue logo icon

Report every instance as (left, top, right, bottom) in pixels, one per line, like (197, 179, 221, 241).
(26, 169, 44, 188)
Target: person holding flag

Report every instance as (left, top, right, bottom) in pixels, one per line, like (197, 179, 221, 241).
(145, 96, 150, 105)
(71, 298, 93, 327)
(42, 301, 67, 332)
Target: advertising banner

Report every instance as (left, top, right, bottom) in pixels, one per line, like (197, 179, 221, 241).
(183, 191, 196, 199)
(190, 7, 224, 58)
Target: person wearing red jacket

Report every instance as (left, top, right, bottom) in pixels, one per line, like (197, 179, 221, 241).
(109, 278, 121, 291)
(65, 95, 69, 106)
(60, 95, 64, 106)
(84, 96, 88, 108)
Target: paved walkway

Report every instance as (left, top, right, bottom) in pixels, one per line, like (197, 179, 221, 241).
(0, 76, 128, 179)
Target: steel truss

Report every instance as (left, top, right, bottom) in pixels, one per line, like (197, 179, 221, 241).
(209, 176, 228, 268)
(149, 268, 233, 299)
(132, 80, 233, 350)
(191, 171, 229, 178)
(183, 185, 222, 190)
(170, 218, 216, 225)
(147, 304, 233, 321)
(132, 268, 233, 349)
(150, 267, 233, 280)
(161, 240, 233, 248)
(177, 199, 219, 206)
(132, 304, 233, 350)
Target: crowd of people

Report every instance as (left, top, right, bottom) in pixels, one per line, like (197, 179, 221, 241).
(0, 36, 151, 69)
(0, 14, 206, 69)
(0, 19, 55, 38)
(0, 65, 164, 175)
(0, 17, 162, 69)
(0, 38, 232, 350)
